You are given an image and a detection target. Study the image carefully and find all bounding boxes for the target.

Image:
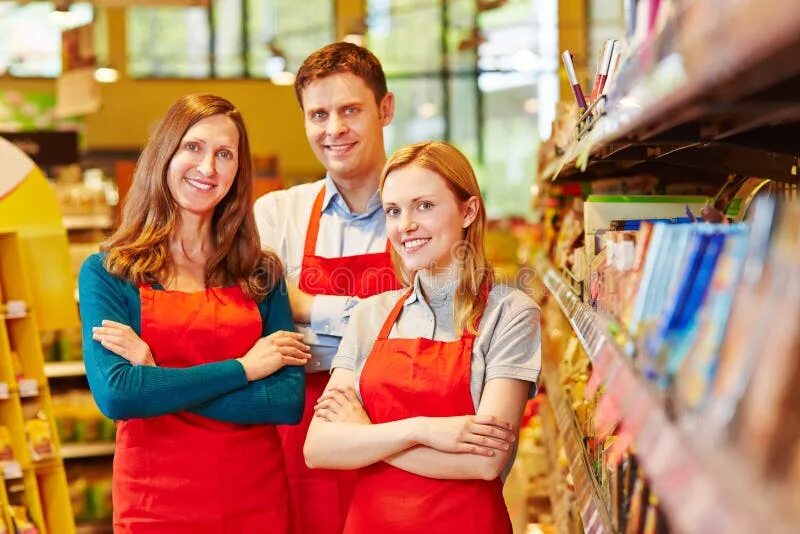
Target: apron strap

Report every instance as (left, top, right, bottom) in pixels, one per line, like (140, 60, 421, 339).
(376, 287, 414, 339)
(304, 185, 393, 257)
(303, 186, 326, 257)
(376, 282, 492, 340)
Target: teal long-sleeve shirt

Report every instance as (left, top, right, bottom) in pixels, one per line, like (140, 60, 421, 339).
(78, 253, 304, 425)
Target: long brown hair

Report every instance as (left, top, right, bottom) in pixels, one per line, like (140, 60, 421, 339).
(102, 93, 281, 300)
(380, 141, 494, 335)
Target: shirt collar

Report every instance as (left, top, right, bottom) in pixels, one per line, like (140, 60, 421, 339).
(403, 271, 459, 307)
(322, 174, 383, 217)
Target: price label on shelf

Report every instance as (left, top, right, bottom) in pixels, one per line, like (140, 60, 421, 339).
(1, 460, 22, 480)
(18, 378, 38, 398)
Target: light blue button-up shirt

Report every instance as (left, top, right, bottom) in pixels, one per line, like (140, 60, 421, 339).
(254, 176, 390, 371)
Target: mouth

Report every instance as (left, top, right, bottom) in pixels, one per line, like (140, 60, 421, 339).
(402, 237, 431, 252)
(324, 142, 357, 155)
(185, 177, 216, 192)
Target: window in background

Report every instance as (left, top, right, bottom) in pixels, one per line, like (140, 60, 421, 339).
(127, 6, 210, 78)
(368, 0, 446, 150)
(477, 0, 558, 217)
(247, 0, 333, 79)
(367, 0, 559, 218)
(0, 1, 93, 78)
(127, 0, 333, 80)
(214, 0, 244, 78)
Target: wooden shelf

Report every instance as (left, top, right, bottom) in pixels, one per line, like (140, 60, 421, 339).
(542, 0, 800, 184)
(62, 214, 113, 231)
(60, 443, 115, 460)
(539, 259, 798, 534)
(44, 360, 86, 378)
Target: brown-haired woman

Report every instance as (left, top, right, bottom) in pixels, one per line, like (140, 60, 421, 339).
(79, 93, 309, 533)
(304, 141, 541, 533)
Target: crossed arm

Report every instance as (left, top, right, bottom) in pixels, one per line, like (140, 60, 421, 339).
(304, 368, 530, 481)
(79, 255, 306, 424)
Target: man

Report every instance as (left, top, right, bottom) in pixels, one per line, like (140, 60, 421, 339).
(253, 42, 401, 534)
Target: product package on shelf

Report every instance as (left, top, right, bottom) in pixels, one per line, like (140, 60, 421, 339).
(542, 195, 800, 532)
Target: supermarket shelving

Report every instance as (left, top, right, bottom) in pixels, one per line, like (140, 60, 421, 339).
(542, 0, 800, 184)
(538, 259, 797, 534)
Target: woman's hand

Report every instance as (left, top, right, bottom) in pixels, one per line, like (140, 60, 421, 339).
(416, 415, 515, 457)
(92, 320, 156, 366)
(236, 330, 310, 381)
(313, 386, 371, 424)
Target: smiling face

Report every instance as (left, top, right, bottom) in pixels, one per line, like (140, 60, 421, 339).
(381, 164, 478, 276)
(300, 72, 394, 185)
(166, 113, 240, 220)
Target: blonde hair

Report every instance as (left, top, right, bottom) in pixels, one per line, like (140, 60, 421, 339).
(102, 93, 282, 300)
(380, 141, 494, 335)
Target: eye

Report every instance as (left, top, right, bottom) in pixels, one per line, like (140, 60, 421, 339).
(185, 141, 200, 152)
(217, 149, 234, 160)
(344, 106, 358, 115)
(311, 111, 327, 121)
(418, 201, 433, 210)
(384, 206, 400, 217)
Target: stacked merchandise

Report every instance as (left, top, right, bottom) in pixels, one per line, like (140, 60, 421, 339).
(66, 463, 112, 525)
(542, 301, 671, 534)
(550, 196, 800, 530)
(619, 198, 800, 488)
(51, 391, 115, 448)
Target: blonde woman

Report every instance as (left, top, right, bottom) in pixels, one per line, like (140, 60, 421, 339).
(304, 141, 541, 533)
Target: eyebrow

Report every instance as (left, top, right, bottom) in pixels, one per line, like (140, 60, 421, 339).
(383, 196, 432, 206)
(182, 137, 237, 151)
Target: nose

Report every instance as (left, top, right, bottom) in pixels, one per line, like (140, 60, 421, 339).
(326, 112, 348, 137)
(399, 212, 417, 233)
(197, 151, 216, 176)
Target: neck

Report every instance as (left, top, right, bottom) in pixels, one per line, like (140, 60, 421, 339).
(330, 166, 382, 214)
(171, 212, 213, 262)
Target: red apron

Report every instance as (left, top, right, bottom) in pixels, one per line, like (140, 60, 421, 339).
(279, 185, 402, 534)
(344, 287, 512, 534)
(113, 285, 291, 534)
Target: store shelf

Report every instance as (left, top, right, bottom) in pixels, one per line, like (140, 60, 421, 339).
(541, 394, 579, 534)
(541, 364, 614, 534)
(62, 214, 113, 231)
(60, 443, 115, 460)
(538, 260, 797, 534)
(44, 360, 86, 378)
(543, 0, 800, 183)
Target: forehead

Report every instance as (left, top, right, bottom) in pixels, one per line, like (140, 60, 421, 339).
(382, 165, 453, 202)
(301, 72, 377, 109)
(182, 114, 239, 146)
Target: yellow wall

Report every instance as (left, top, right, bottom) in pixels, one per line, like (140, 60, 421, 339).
(558, 0, 590, 102)
(0, 7, 324, 182)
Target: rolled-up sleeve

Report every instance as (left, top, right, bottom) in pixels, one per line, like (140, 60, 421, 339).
(485, 305, 541, 396)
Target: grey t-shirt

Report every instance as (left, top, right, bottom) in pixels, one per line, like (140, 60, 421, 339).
(331, 274, 542, 411)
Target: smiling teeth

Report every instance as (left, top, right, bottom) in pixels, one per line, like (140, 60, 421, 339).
(187, 178, 213, 191)
(404, 238, 429, 249)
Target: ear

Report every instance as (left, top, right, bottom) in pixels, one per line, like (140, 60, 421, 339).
(379, 92, 395, 126)
(462, 196, 479, 229)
